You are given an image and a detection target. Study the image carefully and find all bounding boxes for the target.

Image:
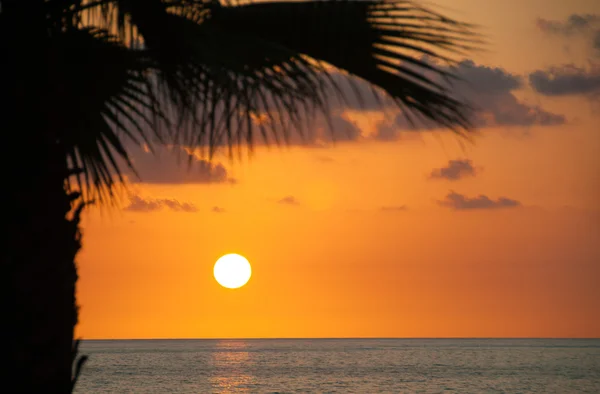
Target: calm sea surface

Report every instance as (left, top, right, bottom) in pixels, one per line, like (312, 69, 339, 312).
(75, 339, 600, 393)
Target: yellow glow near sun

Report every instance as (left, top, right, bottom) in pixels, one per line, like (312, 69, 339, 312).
(213, 254, 252, 289)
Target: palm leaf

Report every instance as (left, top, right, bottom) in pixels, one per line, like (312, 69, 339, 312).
(2, 0, 480, 200)
(209, 0, 480, 133)
(90, 0, 335, 153)
(45, 27, 168, 202)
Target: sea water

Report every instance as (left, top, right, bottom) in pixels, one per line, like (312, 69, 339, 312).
(75, 338, 600, 393)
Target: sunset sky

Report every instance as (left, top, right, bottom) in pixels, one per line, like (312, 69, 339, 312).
(76, 0, 600, 339)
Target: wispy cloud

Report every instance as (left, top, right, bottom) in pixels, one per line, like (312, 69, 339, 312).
(277, 196, 301, 206)
(315, 155, 335, 163)
(536, 14, 600, 56)
(438, 191, 521, 211)
(124, 195, 198, 213)
(536, 14, 600, 35)
(380, 205, 408, 212)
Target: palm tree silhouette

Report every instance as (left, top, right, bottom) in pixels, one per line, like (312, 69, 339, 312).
(0, 0, 478, 392)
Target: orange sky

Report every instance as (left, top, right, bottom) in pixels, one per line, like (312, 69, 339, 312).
(76, 0, 600, 339)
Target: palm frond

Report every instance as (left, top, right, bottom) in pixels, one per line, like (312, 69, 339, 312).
(89, 0, 335, 153)
(47, 27, 168, 202)
(2, 0, 481, 201)
(209, 0, 481, 134)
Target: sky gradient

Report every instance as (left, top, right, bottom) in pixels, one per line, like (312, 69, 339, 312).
(76, 0, 600, 339)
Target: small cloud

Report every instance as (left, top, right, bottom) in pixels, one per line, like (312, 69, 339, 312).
(124, 195, 198, 213)
(536, 14, 600, 36)
(124, 195, 162, 212)
(315, 155, 335, 163)
(211, 206, 226, 213)
(429, 159, 477, 181)
(162, 199, 198, 213)
(453, 59, 524, 94)
(536, 14, 600, 56)
(380, 205, 408, 211)
(529, 64, 600, 99)
(328, 114, 362, 142)
(438, 191, 521, 211)
(277, 195, 301, 206)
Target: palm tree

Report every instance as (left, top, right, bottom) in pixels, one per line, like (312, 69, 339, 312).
(0, 0, 478, 392)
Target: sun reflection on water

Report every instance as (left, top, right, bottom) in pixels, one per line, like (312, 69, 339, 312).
(209, 340, 256, 393)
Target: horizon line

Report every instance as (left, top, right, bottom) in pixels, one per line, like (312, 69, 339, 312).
(80, 336, 600, 341)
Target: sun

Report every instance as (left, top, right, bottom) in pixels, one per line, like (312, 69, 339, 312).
(213, 254, 252, 289)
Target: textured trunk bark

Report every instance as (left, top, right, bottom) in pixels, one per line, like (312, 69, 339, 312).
(1, 143, 85, 393)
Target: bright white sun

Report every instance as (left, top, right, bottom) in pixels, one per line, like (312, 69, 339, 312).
(213, 254, 252, 289)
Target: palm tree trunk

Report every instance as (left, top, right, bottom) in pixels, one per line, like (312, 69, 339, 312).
(1, 142, 84, 393)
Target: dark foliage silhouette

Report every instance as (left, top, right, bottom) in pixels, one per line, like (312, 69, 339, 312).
(0, 0, 478, 392)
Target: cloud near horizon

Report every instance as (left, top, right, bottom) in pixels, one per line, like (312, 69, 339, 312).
(124, 195, 198, 213)
(380, 205, 408, 212)
(438, 191, 521, 211)
(315, 155, 335, 163)
(277, 195, 301, 206)
(429, 159, 478, 181)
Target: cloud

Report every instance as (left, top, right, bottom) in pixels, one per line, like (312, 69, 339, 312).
(373, 122, 401, 141)
(127, 145, 236, 184)
(452, 60, 523, 93)
(529, 64, 600, 98)
(429, 159, 477, 181)
(375, 59, 565, 139)
(211, 206, 226, 213)
(447, 61, 565, 127)
(283, 114, 363, 146)
(536, 14, 600, 56)
(380, 205, 408, 211)
(162, 199, 198, 212)
(124, 195, 198, 213)
(315, 155, 335, 163)
(277, 195, 301, 206)
(249, 60, 564, 144)
(244, 112, 364, 147)
(328, 115, 362, 142)
(438, 191, 521, 211)
(536, 14, 600, 35)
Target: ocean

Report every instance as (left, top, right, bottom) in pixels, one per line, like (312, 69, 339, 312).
(75, 339, 600, 393)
